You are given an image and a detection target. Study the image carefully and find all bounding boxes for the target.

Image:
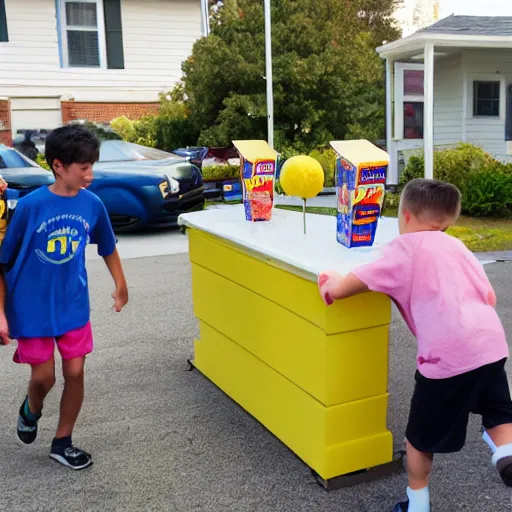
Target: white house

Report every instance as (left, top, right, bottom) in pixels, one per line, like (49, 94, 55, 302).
(0, 0, 209, 145)
(377, 15, 512, 184)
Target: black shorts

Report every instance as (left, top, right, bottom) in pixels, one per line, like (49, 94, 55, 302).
(406, 358, 512, 453)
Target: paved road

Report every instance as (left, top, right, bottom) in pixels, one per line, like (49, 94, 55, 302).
(0, 248, 511, 511)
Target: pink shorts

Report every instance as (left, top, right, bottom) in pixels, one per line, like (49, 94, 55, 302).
(13, 322, 94, 366)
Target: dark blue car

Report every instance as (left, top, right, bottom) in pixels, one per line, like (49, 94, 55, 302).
(0, 141, 205, 232)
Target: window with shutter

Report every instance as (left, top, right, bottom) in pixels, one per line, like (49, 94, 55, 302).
(506, 85, 512, 142)
(0, 0, 8, 42)
(103, 0, 124, 69)
(58, 0, 124, 69)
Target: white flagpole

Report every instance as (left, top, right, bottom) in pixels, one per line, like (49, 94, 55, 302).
(264, 0, 274, 149)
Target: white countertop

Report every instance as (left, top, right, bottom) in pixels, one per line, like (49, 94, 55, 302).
(179, 205, 399, 282)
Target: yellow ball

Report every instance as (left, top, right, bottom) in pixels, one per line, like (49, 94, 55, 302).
(279, 155, 325, 199)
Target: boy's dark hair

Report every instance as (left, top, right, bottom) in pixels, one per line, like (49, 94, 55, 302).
(401, 178, 461, 223)
(45, 125, 100, 175)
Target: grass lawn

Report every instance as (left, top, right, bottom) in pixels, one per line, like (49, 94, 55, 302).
(275, 205, 512, 253)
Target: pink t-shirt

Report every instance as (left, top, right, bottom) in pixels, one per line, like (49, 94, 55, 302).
(351, 231, 509, 379)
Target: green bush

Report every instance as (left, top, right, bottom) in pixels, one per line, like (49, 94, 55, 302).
(309, 147, 336, 187)
(462, 164, 512, 217)
(110, 116, 136, 141)
(400, 143, 494, 193)
(152, 115, 199, 152)
(132, 115, 158, 148)
(202, 164, 240, 181)
(36, 153, 51, 172)
(381, 191, 400, 216)
(111, 87, 199, 151)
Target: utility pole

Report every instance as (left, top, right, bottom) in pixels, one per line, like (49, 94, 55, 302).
(264, 0, 274, 149)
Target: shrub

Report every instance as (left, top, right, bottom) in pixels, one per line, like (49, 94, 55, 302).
(400, 143, 494, 192)
(461, 164, 512, 217)
(131, 115, 158, 148)
(110, 116, 136, 142)
(202, 164, 240, 181)
(36, 153, 51, 172)
(381, 191, 400, 216)
(111, 86, 200, 151)
(152, 115, 200, 152)
(309, 147, 336, 187)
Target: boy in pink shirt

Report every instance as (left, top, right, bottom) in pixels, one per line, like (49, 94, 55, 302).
(318, 178, 512, 512)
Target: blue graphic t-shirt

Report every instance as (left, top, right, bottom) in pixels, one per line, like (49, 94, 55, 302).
(0, 186, 116, 338)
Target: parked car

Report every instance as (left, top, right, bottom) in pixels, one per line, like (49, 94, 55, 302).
(92, 141, 204, 231)
(0, 144, 54, 196)
(0, 141, 205, 232)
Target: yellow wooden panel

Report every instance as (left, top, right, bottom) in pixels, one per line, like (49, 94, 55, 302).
(194, 323, 392, 478)
(188, 229, 391, 335)
(194, 322, 392, 479)
(325, 389, 389, 447)
(192, 264, 389, 406)
(325, 432, 393, 479)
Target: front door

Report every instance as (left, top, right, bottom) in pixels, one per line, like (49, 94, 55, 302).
(506, 84, 512, 152)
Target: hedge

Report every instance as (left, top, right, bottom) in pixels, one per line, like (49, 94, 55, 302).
(400, 144, 512, 217)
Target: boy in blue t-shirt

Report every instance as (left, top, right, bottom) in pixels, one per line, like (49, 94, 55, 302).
(0, 125, 128, 470)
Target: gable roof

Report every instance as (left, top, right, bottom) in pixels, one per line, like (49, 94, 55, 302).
(418, 15, 512, 37)
(377, 15, 512, 59)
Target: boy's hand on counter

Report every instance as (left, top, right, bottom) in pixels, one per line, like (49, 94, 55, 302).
(318, 271, 340, 306)
(318, 271, 369, 304)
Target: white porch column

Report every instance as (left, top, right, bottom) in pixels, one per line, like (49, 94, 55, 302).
(423, 43, 434, 180)
(385, 58, 397, 184)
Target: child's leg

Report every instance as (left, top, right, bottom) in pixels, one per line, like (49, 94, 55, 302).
(405, 439, 434, 490)
(28, 357, 56, 414)
(14, 337, 56, 445)
(393, 368, 481, 512)
(49, 322, 93, 470)
(487, 423, 512, 447)
(475, 359, 512, 486)
(55, 356, 85, 439)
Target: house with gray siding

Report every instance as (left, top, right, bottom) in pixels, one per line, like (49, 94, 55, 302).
(377, 15, 512, 183)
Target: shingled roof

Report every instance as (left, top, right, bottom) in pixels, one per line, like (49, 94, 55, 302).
(418, 15, 512, 37)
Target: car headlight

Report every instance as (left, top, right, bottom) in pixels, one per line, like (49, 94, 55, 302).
(159, 180, 169, 198)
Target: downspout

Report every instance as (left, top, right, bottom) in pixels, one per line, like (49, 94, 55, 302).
(200, 0, 210, 37)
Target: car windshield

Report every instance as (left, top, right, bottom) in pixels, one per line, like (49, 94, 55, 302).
(98, 141, 181, 163)
(0, 146, 35, 169)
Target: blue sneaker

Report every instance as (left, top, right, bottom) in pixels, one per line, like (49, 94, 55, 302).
(392, 501, 409, 512)
(49, 444, 93, 470)
(17, 396, 41, 445)
(496, 456, 512, 487)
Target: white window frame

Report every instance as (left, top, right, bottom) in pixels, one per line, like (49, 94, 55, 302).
(59, 0, 107, 69)
(467, 74, 506, 121)
(394, 62, 425, 141)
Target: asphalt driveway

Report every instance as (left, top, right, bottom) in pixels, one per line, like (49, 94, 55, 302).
(0, 254, 511, 512)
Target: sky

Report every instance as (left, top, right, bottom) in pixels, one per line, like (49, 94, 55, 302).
(396, 0, 512, 35)
(437, 0, 512, 17)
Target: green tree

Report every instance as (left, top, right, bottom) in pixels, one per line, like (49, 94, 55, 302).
(182, 0, 401, 150)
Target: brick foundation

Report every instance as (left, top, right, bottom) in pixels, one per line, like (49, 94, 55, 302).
(61, 102, 160, 124)
(0, 100, 11, 146)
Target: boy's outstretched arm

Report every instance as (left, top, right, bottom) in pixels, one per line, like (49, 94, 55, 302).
(103, 249, 128, 312)
(318, 271, 368, 305)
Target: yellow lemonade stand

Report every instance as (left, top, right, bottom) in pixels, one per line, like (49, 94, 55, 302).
(179, 202, 405, 489)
